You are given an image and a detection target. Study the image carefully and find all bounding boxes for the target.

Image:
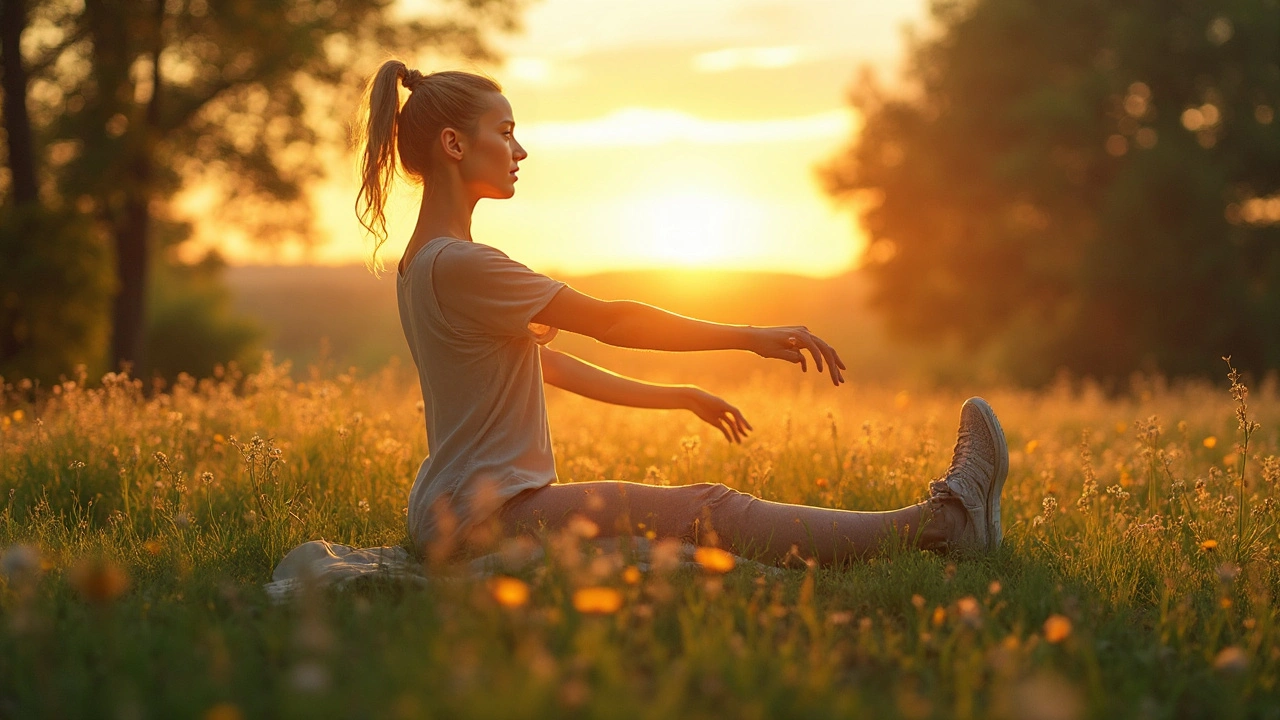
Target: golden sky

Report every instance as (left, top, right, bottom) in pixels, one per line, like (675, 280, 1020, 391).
(201, 0, 928, 277)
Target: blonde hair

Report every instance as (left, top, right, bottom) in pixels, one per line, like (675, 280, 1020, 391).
(354, 61, 502, 266)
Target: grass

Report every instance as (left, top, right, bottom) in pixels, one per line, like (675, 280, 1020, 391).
(1, 356, 1278, 719)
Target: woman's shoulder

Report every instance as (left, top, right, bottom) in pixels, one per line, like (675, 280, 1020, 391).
(436, 240, 531, 276)
(438, 239, 510, 261)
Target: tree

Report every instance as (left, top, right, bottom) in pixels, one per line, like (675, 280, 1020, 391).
(1, 0, 115, 384)
(2, 0, 38, 206)
(3, 0, 520, 375)
(824, 0, 1280, 383)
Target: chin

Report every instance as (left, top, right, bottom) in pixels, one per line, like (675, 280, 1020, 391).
(480, 182, 517, 199)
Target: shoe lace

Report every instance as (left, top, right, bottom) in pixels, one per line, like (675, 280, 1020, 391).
(943, 428, 974, 478)
(930, 426, 974, 489)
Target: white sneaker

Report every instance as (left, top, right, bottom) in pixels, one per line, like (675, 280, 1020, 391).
(928, 397, 1009, 552)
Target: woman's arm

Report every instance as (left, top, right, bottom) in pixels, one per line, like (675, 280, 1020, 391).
(540, 346, 752, 442)
(532, 286, 846, 385)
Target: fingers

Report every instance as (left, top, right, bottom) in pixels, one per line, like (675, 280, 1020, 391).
(790, 347, 807, 372)
(714, 419, 733, 443)
(831, 344, 847, 370)
(815, 338, 844, 385)
(718, 414, 741, 443)
(799, 334, 825, 375)
(710, 405, 752, 444)
(791, 328, 846, 386)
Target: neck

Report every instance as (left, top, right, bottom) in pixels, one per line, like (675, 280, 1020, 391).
(411, 174, 476, 244)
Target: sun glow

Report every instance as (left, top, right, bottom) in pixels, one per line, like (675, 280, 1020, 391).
(615, 190, 769, 268)
(184, 0, 925, 275)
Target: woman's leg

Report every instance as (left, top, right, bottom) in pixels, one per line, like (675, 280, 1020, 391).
(492, 480, 964, 566)
(477, 396, 1007, 566)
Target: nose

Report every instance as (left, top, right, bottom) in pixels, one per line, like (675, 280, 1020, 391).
(513, 139, 528, 162)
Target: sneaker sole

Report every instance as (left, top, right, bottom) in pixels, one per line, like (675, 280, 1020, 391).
(964, 397, 1008, 552)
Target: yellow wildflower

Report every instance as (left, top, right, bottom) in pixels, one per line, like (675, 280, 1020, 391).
(694, 546, 736, 574)
(68, 557, 129, 605)
(931, 606, 946, 627)
(1043, 614, 1072, 643)
(489, 576, 530, 608)
(957, 596, 981, 626)
(1214, 646, 1248, 673)
(204, 703, 244, 720)
(572, 586, 623, 614)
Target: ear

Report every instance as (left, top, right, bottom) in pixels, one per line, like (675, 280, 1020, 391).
(438, 127, 464, 161)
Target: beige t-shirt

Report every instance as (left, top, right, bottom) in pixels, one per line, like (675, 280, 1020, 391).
(397, 237, 566, 554)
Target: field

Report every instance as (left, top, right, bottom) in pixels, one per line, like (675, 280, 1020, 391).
(1, 356, 1279, 719)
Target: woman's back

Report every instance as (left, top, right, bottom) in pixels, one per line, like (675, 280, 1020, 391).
(396, 236, 564, 555)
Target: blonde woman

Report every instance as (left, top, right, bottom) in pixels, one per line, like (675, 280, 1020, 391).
(354, 62, 1009, 566)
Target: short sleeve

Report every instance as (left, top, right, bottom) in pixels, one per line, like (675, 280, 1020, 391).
(433, 242, 566, 341)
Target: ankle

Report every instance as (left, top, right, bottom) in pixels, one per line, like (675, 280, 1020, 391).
(921, 496, 964, 551)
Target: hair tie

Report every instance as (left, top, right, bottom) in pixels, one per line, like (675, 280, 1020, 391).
(401, 68, 427, 91)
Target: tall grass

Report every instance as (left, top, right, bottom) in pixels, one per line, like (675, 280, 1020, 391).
(0, 357, 1277, 718)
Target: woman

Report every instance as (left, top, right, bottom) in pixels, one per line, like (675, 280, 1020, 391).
(354, 61, 1009, 567)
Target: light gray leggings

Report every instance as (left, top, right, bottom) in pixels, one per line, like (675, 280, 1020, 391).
(486, 481, 956, 566)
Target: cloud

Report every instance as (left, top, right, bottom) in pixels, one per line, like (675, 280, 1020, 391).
(692, 46, 806, 73)
(519, 107, 854, 148)
(501, 56, 586, 88)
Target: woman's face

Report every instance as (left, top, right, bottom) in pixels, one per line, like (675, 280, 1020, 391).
(458, 92, 527, 201)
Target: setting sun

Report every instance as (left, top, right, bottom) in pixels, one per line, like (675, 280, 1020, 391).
(173, 0, 923, 277)
(617, 190, 766, 267)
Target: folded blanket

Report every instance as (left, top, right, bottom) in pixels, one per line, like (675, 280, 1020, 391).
(266, 537, 778, 602)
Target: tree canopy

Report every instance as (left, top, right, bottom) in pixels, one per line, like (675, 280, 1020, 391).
(2, 0, 520, 381)
(825, 0, 1280, 383)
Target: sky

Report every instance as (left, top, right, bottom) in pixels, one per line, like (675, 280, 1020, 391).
(198, 0, 930, 277)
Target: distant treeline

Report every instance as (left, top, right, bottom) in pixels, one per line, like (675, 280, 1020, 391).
(824, 0, 1280, 383)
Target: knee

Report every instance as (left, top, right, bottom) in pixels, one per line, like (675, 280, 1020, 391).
(689, 482, 751, 510)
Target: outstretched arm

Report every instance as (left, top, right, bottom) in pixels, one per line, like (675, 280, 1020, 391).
(532, 286, 846, 385)
(539, 346, 752, 442)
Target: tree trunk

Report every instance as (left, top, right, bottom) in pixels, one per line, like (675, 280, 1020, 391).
(108, 0, 165, 372)
(1, 0, 38, 206)
(109, 198, 149, 371)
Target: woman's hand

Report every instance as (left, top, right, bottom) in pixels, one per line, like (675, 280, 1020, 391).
(751, 326, 847, 386)
(682, 387, 753, 444)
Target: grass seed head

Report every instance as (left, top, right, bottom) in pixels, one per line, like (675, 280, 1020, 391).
(1, 544, 42, 585)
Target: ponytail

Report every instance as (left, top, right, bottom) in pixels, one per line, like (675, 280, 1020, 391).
(353, 60, 503, 271)
(355, 60, 411, 263)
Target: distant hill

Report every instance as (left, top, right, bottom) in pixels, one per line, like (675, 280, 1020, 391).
(225, 264, 919, 384)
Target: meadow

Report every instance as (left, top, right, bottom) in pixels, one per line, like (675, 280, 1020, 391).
(1, 356, 1278, 719)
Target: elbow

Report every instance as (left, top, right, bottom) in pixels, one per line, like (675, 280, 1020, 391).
(595, 300, 638, 347)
